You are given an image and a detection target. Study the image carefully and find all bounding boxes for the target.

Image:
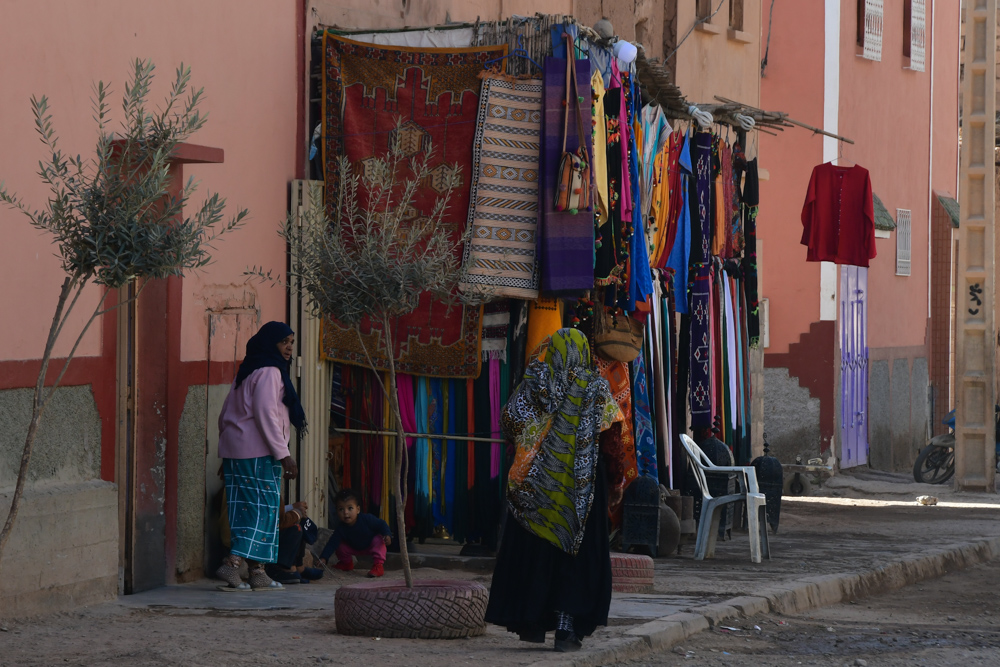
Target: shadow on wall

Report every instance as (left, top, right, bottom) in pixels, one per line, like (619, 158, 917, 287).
(763, 366, 824, 465)
(868, 356, 929, 473)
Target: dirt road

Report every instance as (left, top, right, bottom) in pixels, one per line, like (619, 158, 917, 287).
(616, 557, 1000, 667)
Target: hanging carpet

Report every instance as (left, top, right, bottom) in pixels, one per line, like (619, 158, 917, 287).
(321, 35, 506, 377)
(459, 74, 543, 300)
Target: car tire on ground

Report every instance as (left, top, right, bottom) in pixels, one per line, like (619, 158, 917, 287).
(334, 579, 488, 639)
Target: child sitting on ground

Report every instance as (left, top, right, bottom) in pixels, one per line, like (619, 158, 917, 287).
(319, 489, 393, 578)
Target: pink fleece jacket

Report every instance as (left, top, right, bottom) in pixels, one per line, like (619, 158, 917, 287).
(217, 367, 291, 460)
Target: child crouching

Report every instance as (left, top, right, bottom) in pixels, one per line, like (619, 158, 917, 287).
(319, 489, 393, 578)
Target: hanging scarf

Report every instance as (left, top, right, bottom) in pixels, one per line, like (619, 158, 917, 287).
(595, 357, 639, 489)
(234, 321, 307, 433)
(430, 379, 446, 529)
(396, 374, 418, 531)
(414, 378, 432, 537)
(481, 301, 510, 362)
(632, 340, 658, 480)
(666, 132, 693, 314)
(503, 329, 622, 555)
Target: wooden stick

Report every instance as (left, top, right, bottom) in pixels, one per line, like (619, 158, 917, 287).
(714, 95, 855, 144)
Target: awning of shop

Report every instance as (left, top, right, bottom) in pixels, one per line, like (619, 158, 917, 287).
(936, 193, 959, 229)
(872, 193, 896, 231)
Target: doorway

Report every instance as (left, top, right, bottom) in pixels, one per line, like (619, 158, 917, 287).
(839, 265, 870, 468)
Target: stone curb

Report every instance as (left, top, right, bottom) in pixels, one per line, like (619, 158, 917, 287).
(529, 535, 1000, 667)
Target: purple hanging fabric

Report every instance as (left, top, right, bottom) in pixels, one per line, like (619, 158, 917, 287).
(540, 55, 595, 295)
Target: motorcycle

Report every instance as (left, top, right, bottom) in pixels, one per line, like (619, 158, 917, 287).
(913, 407, 1000, 484)
(912, 410, 955, 484)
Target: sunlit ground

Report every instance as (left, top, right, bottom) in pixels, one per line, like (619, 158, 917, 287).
(784, 494, 1000, 509)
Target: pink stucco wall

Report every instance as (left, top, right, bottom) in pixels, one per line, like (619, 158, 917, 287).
(841, 0, 932, 351)
(757, 1, 827, 355)
(0, 1, 296, 363)
(759, 0, 958, 355)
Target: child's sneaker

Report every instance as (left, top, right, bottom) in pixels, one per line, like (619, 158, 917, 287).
(332, 558, 354, 572)
(366, 562, 384, 578)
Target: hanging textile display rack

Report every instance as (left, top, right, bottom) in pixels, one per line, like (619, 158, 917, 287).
(713, 96, 855, 145)
(313, 11, 770, 551)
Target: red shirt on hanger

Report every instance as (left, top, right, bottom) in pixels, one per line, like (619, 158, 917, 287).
(800, 163, 877, 267)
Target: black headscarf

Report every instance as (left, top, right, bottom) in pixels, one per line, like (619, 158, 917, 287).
(235, 321, 307, 433)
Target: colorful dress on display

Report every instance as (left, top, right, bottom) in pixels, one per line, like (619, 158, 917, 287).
(740, 157, 761, 345)
(665, 132, 693, 314)
(800, 162, 877, 267)
(596, 86, 626, 288)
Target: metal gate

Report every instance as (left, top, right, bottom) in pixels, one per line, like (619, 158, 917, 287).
(840, 265, 870, 468)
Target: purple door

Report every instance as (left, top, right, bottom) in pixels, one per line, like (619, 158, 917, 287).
(840, 266, 869, 468)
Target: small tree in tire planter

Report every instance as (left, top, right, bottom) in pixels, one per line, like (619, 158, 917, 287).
(258, 131, 488, 638)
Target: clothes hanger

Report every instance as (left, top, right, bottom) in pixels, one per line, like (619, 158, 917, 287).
(832, 140, 855, 167)
(483, 33, 542, 73)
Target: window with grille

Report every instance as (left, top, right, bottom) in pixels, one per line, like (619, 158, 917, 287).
(896, 208, 912, 276)
(908, 0, 926, 71)
(857, 0, 884, 61)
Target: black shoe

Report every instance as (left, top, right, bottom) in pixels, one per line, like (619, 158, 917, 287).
(554, 633, 582, 652)
(264, 564, 301, 584)
(517, 629, 546, 644)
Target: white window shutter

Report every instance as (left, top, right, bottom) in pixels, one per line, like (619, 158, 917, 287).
(910, 0, 926, 71)
(863, 0, 884, 62)
(896, 208, 911, 276)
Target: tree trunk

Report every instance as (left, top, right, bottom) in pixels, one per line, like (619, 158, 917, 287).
(383, 319, 413, 588)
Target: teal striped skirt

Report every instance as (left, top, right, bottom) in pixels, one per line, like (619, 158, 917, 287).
(224, 456, 283, 563)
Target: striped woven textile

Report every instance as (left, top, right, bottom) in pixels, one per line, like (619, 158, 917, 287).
(224, 456, 282, 563)
(459, 74, 542, 299)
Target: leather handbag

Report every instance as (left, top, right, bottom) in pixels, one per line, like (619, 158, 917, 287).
(554, 33, 592, 214)
(593, 304, 644, 363)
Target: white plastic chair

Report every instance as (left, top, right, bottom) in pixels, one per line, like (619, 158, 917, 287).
(679, 434, 770, 563)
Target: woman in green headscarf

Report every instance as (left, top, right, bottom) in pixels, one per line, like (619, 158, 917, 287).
(485, 328, 626, 653)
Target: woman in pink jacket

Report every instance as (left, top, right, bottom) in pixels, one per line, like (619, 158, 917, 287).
(215, 321, 307, 591)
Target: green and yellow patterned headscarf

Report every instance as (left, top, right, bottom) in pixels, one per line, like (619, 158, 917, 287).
(502, 328, 622, 555)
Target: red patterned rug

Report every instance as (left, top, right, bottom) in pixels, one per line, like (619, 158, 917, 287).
(321, 35, 506, 378)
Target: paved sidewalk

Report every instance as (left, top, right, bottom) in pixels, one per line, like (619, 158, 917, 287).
(2, 474, 998, 667)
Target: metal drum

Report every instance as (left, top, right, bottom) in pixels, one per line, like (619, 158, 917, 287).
(751, 435, 783, 533)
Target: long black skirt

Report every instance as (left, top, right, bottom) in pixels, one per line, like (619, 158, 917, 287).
(484, 462, 612, 638)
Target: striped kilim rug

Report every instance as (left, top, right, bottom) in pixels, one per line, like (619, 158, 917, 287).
(459, 74, 542, 300)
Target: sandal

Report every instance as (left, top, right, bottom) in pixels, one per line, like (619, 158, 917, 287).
(264, 564, 301, 585)
(216, 555, 251, 592)
(249, 565, 284, 592)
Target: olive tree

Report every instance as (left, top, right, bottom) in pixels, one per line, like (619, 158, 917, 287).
(0, 59, 247, 566)
(257, 133, 476, 588)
